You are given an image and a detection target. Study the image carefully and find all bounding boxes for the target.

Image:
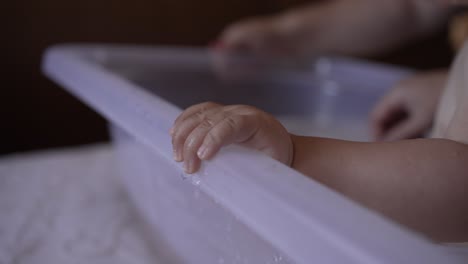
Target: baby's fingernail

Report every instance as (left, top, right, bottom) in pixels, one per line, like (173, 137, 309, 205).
(169, 127, 175, 135)
(197, 145, 208, 160)
(184, 160, 193, 174)
(173, 150, 182, 162)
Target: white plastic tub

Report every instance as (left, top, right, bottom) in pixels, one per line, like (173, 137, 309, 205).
(42, 44, 467, 263)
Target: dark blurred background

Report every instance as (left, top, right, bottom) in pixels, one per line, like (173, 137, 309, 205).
(1, 0, 454, 155)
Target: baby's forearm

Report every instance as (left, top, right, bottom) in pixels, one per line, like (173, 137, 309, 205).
(278, 0, 449, 57)
(291, 135, 468, 242)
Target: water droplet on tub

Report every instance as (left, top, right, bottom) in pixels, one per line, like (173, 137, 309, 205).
(191, 175, 201, 186)
(273, 255, 283, 262)
(180, 173, 188, 180)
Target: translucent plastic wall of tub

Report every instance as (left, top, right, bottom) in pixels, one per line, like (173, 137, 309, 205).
(103, 50, 409, 141)
(43, 45, 468, 264)
(105, 51, 418, 264)
(112, 126, 295, 263)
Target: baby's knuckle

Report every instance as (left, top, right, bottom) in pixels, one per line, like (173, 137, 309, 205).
(206, 131, 222, 145)
(239, 104, 257, 111)
(193, 110, 207, 120)
(185, 104, 204, 114)
(194, 103, 219, 116)
(225, 116, 240, 130)
(172, 128, 180, 138)
(183, 136, 198, 152)
(200, 118, 216, 129)
(172, 132, 184, 146)
(200, 101, 219, 110)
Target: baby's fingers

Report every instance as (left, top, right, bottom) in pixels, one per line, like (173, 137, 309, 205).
(172, 117, 206, 162)
(197, 115, 258, 161)
(182, 113, 229, 173)
(172, 103, 222, 161)
(172, 104, 261, 174)
(172, 102, 221, 133)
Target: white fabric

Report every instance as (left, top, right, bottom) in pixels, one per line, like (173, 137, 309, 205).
(0, 144, 160, 264)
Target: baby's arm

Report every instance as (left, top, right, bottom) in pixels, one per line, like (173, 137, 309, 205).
(297, 42, 468, 242)
(171, 102, 468, 242)
(291, 136, 468, 242)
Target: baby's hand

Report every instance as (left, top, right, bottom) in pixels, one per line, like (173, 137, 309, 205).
(170, 102, 293, 174)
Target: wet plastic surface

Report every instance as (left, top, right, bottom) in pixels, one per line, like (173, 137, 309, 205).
(43, 44, 467, 263)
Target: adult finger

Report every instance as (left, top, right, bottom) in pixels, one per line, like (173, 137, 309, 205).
(381, 118, 426, 141)
(370, 93, 404, 140)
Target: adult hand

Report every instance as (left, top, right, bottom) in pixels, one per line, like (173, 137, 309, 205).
(370, 70, 447, 141)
